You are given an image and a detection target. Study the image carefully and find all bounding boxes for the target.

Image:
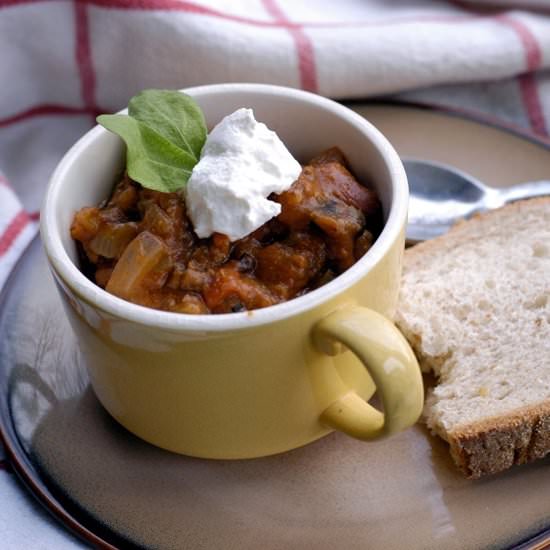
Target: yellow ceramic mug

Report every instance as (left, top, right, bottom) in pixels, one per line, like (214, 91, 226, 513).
(41, 84, 423, 459)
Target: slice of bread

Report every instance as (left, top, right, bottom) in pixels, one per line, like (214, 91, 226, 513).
(395, 198, 550, 478)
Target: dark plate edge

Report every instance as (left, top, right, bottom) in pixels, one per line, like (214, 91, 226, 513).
(0, 101, 549, 550)
(0, 238, 116, 550)
(515, 533, 550, 550)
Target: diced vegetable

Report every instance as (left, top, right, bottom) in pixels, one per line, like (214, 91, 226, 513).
(72, 148, 382, 314)
(106, 231, 173, 300)
(89, 222, 138, 259)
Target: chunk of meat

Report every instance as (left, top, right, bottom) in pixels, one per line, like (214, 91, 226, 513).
(275, 159, 377, 270)
(203, 263, 278, 313)
(107, 173, 139, 211)
(276, 160, 379, 227)
(138, 189, 196, 264)
(188, 232, 231, 269)
(255, 232, 327, 298)
(310, 200, 364, 270)
(354, 229, 375, 260)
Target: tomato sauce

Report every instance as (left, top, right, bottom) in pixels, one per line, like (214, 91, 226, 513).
(71, 147, 382, 314)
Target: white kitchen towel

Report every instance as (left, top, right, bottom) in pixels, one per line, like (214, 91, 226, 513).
(1, 0, 550, 546)
(2, 0, 550, 215)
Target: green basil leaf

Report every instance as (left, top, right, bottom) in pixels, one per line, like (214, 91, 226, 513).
(128, 89, 207, 161)
(97, 114, 198, 193)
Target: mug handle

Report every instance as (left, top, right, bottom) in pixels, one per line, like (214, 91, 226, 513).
(312, 305, 424, 440)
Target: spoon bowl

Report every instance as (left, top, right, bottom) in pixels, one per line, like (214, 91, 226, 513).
(404, 158, 550, 243)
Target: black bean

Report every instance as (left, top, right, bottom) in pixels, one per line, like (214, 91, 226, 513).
(230, 302, 246, 313)
(237, 253, 257, 273)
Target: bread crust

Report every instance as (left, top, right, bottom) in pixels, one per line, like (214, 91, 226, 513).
(447, 401, 550, 479)
(399, 197, 550, 478)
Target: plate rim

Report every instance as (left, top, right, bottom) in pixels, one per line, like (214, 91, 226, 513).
(0, 239, 118, 549)
(344, 97, 550, 151)
(1, 101, 550, 550)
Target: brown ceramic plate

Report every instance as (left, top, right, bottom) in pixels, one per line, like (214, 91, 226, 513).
(1, 103, 550, 550)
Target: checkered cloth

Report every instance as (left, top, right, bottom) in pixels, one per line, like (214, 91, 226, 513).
(1, 0, 550, 546)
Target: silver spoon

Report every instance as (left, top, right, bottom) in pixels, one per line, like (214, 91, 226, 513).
(404, 158, 550, 243)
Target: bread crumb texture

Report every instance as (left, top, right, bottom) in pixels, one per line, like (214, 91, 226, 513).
(396, 198, 550, 478)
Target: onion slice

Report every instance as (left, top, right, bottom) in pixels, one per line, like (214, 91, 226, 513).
(106, 231, 172, 300)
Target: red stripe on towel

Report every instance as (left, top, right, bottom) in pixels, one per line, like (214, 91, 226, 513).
(74, 1, 99, 121)
(0, 211, 31, 256)
(0, 0, 545, 134)
(496, 15, 541, 71)
(496, 15, 548, 136)
(261, 0, 318, 92)
(454, 1, 548, 137)
(517, 73, 547, 137)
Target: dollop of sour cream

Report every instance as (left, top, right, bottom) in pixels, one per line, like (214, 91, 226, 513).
(185, 108, 302, 241)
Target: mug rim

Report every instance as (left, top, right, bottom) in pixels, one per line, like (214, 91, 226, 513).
(40, 83, 408, 333)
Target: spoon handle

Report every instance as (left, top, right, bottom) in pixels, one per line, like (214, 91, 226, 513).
(497, 181, 550, 205)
